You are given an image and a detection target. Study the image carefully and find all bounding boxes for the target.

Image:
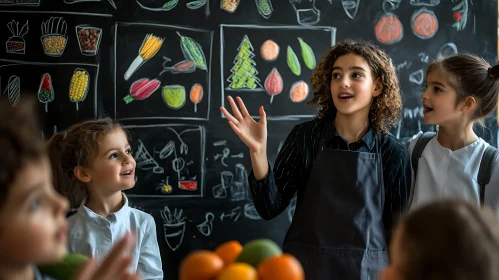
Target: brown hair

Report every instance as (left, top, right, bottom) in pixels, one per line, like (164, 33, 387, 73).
(309, 39, 402, 134)
(398, 200, 499, 280)
(426, 53, 499, 122)
(0, 96, 45, 210)
(47, 118, 124, 208)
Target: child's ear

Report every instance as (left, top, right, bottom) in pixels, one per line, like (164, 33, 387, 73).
(460, 96, 476, 113)
(372, 78, 383, 97)
(74, 166, 91, 183)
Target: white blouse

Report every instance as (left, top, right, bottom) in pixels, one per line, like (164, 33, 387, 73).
(408, 132, 499, 215)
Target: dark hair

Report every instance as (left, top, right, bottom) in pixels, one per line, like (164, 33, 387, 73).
(398, 199, 499, 280)
(47, 118, 124, 208)
(426, 53, 499, 122)
(309, 39, 402, 134)
(0, 96, 45, 210)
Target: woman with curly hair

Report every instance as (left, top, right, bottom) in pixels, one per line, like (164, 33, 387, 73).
(220, 39, 411, 279)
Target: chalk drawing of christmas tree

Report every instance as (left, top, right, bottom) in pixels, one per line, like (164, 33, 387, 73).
(226, 35, 263, 91)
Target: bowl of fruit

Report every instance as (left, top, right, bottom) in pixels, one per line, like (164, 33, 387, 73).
(179, 239, 304, 280)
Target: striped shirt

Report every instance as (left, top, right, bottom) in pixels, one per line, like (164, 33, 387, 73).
(249, 115, 411, 243)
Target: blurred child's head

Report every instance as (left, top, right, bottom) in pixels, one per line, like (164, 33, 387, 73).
(422, 53, 499, 127)
(380, 199, 499, 280)
(47, 118, 135, 209)
(0, 96, 69, 266)
(309, 39, 402, 134)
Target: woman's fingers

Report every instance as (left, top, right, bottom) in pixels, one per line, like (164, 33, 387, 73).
(220, 106, 239, 124)
(227, 96, 243, 121)
(259, 106, 266, 126)
(236, 96, 250, 118)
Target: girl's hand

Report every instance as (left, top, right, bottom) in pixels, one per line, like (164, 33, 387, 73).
(74, 233, 142, 280)
(220, 96, 267, 154)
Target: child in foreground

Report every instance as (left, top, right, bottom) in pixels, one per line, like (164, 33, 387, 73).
(380, 199, 499, 280)
(0, 96, 142, 280)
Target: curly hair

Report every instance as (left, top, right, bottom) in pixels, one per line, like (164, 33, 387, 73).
(309, 39, 402, 134)
(47, 118, 125, 208)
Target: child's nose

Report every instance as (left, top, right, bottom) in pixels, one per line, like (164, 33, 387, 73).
(339, 76, 350, 88)
(421, 90, 429, 99)
(54, 194, 69, 215)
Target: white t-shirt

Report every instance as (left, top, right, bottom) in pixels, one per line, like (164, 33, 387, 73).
(408, 132, 499, 214)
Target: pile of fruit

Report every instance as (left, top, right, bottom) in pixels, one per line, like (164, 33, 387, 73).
(179, 239, 304, 280)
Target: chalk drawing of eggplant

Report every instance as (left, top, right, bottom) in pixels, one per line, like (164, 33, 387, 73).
(4, 75, 20, 107)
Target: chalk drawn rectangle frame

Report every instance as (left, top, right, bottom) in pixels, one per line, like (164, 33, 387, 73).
(0, 59, 100, 117)
(124, 124, 206, 199)
(114, 22, 213, 121)
(220, 24, 336, 121)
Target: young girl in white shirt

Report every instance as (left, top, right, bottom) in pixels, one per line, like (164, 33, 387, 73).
(409, 53, 499, 213)
(47, 118, 163, 280)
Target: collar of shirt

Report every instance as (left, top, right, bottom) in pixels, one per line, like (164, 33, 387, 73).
(322, 116, 376, 150)
(78, 192, 130, 225)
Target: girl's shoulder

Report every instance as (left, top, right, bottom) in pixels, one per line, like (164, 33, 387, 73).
(128, 206, 156, 225)
(408, 131, 425, 156)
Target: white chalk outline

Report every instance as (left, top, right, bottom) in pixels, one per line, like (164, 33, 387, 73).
(161, 206, 187, 251)
(0, 0, 40, 6)
(225, 35, 263, 92)
(75, 25, 103, 56)
(220, 24, 336, 121)
(220, 206, 242, 222)
(264, 67, 283, 104)
(162, 85, 187, 110)
(409, 69, 424, 85)
(341, 0, 360, 20)
(410, 0, 440, 6)
(438, 42, 458, 56)
(0, 59, 99, 117)
(114, 22, 213, 121)
(289, 0, 321, 26)
(125, 124, 205, 198)
(0, 10, 112, 17)
(256, 0, 273, 19)
(374, 13, 404, 45)
(40, 17, 68, 57)
(212, 171, 233, 199)
(196, 212, 214, 236)
(4, 75, 20, 107)
(289, 80, 310, 103)
(37, 73, 54, 113)
(69, 68, 90, 111)
(6, 20, 28, 54)
(411, 7, 438, 39)
(124, 33, 164, 81)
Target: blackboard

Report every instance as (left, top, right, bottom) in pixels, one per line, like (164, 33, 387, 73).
(0, 0, 496, 279)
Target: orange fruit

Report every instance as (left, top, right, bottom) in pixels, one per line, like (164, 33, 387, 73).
(217, 263, 258, 280)
(257, 254, 304, 280)
(179, 250, 224, 280)
(215, 241, 243, 266)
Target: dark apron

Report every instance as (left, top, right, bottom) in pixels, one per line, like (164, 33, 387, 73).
(283, 129, 388, 280)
